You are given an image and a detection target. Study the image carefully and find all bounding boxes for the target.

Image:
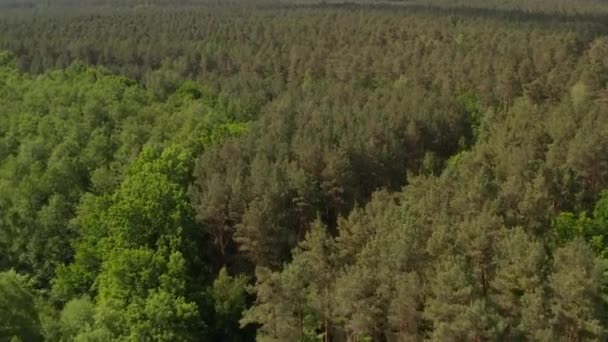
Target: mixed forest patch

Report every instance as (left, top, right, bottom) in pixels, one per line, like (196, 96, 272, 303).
(1, 0, 608, 340)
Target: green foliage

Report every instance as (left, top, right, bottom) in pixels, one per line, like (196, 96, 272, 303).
(459, 92, 482, 146)
(491, 228, 550, 339)
(425, 257, 503, 341)
(0, 270, 42, 341)
(52, 145, 208, 340)
(59, 296, 95, 340)
(1, 0, 608, 340)
(553, 191, 608, 256)
(243, 220, 340, 340)
(208, 268, 250, 341)
(549, 241, 606, 340)
(0, 50, 253, 339)
(0, 50, 14, 67)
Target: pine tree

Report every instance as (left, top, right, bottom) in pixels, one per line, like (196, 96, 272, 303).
(549, 240, 605, 341)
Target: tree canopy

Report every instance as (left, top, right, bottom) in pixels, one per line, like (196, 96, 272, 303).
(1, 0, 608, 340)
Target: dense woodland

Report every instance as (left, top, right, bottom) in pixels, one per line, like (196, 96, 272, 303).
(1, 0, 608, 341)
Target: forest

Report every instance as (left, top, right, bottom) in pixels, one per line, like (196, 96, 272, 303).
(1, 0, 608, 340)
